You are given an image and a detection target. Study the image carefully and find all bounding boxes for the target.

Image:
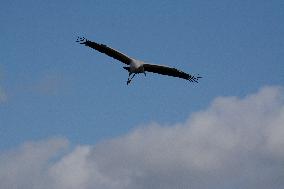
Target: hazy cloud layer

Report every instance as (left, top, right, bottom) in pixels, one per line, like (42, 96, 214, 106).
(0, 86, 7, 103)
(0, 67, 7, 103)
(0, 86, 283, 189)
(34, 73, 64, 96)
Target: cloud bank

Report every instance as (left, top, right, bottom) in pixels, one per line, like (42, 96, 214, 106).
(0, 86, 284, 189)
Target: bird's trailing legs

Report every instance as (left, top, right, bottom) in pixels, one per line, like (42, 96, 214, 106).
(127, 73, 136, 85)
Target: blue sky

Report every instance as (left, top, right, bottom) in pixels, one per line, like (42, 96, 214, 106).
(0, 1, 284, 188)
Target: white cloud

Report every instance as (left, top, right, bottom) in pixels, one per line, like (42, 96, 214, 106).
(0, 138, 68, 189)
(0, 86, 284, 189)
(49, 146, 93, 189)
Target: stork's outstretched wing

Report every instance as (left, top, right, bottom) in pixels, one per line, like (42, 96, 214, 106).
(143, 64, 201, 82)
(76, 37, 132, 65)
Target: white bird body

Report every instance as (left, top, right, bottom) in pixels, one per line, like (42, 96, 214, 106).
(76, 37, 201, 85)
(129, 59, 145, 73)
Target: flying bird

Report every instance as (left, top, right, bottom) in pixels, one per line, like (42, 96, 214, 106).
(76, 37, 201, 85)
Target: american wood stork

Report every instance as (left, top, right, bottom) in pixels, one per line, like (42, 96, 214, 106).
(76, 37, 201, 85)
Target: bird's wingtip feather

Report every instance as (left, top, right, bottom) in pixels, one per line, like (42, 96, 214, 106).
(188, 74, 202, 83)
(76, 36, 86, 44)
